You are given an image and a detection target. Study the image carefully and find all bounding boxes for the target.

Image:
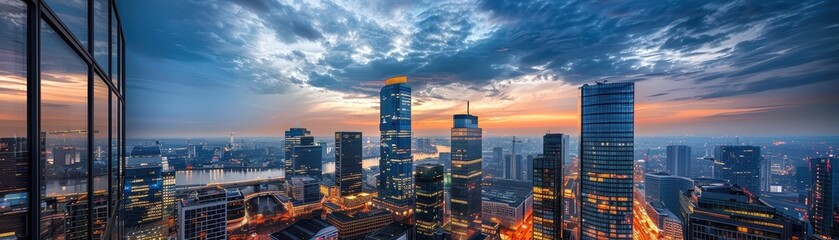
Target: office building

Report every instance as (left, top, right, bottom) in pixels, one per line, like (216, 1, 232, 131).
(286, 176, 323, 204)
(0, 3, 129, 234)
(666, 145, 691, 177)
(270, 219, 338, 240)
(65, 195, 109, 240)
(292, 145, 323, 179)
(450, 108, 483, 240)
(504, 154, 515, 180)
(327, 209, 394, 240)
(481, 179, 533, 229)
(365, 222, 412, 240)
(810, 157, 839, 239)
(162, 170, 176, 215)
(644, 172, 693, 220)
(226, 189, 245, 224)
(682, 185, 807, 239)
(177, 187, 228, 240)
(285, 127, 314, 177)
(579, 82, 635, 240)
(533, 133, 566, 240)
(336, 132, 363, 197)
(492, 147, 502, 165)
(378, 76, 414, 216)
(714, 145, 762, 193)
(123, 166, 164, 227)
(415, 163, 445, 240)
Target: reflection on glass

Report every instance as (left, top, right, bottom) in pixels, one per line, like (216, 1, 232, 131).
(0, 1, 28, 238)
(40, 20, 89, 240)
(43, 0, 88, 50)
(93, 0, 108, 69)
(110, 10, 119, 90)
(93, 76, 109, 239)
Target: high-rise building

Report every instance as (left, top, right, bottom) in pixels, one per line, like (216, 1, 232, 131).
(714, 145, 762, 193)
(682, 185, 807, 239)
(514, 154, 524, 180)
(492, 147, 502, 164)
(123, 166, 164, 228)
(226, 189, 246, 225)
(0, 0, 125, 238)
(415, 163, 444, 240)
(378, 76, 414, 207)
(285, 127, 314, 176)
(336, 132, 363, 197)
(810, 157, 839, 239)
(162, 170, 176, 215)
(644, 172, 693, 221)
(286, 177, 323, 204)
(579, 82, 634, 240)
(449, 108, 482, 240)
(292, 145, 323, 179)
(666, 145, 691, 177)
(504, 154, 514, 180)
(177, 187, 228, 240)
(533, 133, 565, 240)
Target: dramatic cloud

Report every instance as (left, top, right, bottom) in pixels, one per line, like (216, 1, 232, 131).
(122, 0, 839, 137)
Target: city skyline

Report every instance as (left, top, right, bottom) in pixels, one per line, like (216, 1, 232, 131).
(122, 0, 839, 138)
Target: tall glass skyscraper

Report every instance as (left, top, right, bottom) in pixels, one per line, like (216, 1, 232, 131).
(0, 0, 125, 239)
(450, 110, 482, 240)
(285, 127, 313, 176)
(335, 131, 363, 197)
(415, 163, 444, 240)
(579, 82, 634, 240)
(713, 145, 761, 193)
(378, 76, 414, 206)
(533, 133, 565, 240)
(666, 145, 691, 177)
(291, 145, 323, 179)
(810, 157, 839, 239)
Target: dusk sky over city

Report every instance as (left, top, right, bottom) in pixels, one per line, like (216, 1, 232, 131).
(122, 0, 839, 138)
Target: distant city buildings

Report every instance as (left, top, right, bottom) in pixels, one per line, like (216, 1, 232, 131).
(644, 172, 693, 221)
(414, 163, 445, 240)
(579, 82, 635, 240)
(666, 145, 691, 177)
(714, 145, 762, 193)
(533, 133, 565, 240)
(450, 108, 483, 240)
(809, 157, 839, 239)
(377, 76, 415, 219)
(336, 132, 363, 197)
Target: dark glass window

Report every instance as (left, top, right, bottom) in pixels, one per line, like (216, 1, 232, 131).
(44, 0, 88, 50)
(0, 1, 28, 238)
(93, 0, 109, 69)
(40, 20, 89, 239)
(110, 10, 119, 91)
(93, 76, 109, 238)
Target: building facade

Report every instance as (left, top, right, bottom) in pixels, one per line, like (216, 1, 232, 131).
(810, 157, 839, 239)
(533, 133, 566, 240)
(450, 112, 482, 240)
(579, 82, 635, 240)
(0, 0, 126, 238)
(644, 172, 693, 221)
(336, 131, 363, 197)
(666, 145, 691, 177)
(378, 76, 414, 208)
(714, 145, 762, 193)
(292, 145, 323, 179)
(415, 163, 444, 240)
(285, 127, 314, 176)
(177, 187, 228, 240)
(327, 209, 394, 240)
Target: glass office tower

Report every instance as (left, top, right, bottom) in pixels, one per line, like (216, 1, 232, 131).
(666, 145, 691, 177)
(533, 133, 565, 240)
(284, 127, 313, 177)
(714, 145, 762, 193)
(335, 132, 363, 197)
(450, 111, 482, 240)
(0, 0, 125, 239)
(579, 82, 634, 240)
(810, 157, 839, 239)
(378, 76, 413, 206)
(291, 145, 323, 179)
(414, 163, 444, 240)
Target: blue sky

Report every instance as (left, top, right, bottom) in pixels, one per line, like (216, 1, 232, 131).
(121, 0, 839, 138)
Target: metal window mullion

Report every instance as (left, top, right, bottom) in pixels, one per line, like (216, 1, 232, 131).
(86, 0, 95, 238)
(27, 0, 42, 239)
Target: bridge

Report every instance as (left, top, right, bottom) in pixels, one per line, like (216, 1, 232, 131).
(175, 176, 285, 192)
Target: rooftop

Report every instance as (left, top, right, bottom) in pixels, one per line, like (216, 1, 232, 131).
(328, 209, 391, 223)
(364, 222, 411, 240)
(270, 219, 334, 240)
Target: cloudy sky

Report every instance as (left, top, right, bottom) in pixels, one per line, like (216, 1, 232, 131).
(122, 0, 839, 138)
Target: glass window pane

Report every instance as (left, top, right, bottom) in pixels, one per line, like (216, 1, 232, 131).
(110, 10, 118, 91)
(43, 0, 88, 50)
(110, 91, 119, 239)
(93, 0, 108, 70)
(93, 76, 109, 239)
(0, 1, 28, 238)
(40, 20, 89, 240)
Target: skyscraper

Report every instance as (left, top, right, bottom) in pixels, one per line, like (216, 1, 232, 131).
(810, 157, 839, 239)
(666, 145, 691, 177)
(533, 133, 565, 240)
(291, 145, 323, 179)
(449, 107, 482, 240)
(504, 154, 514, 180)
(335, 132, 363, 197)
(415, 163, 444, 240)
(123, 166, 164, 228)
(714, 145, 762, 193)
(644, 172, 693, 221)
(285, 127, 314, 176)
(378, 76, 414, 208)
(579, 82, 634, 240)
